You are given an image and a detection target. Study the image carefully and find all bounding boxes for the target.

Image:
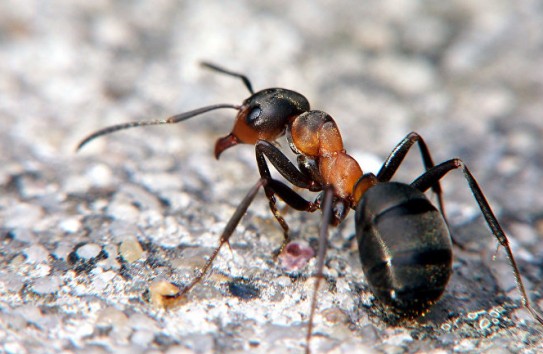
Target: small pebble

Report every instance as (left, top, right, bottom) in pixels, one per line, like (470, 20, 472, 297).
(119, 238, 144, 263)
(76, 243, 102, 259)
(59, 217, 81, 233)
(101, 244, 121, 270)
(149, 280, 184, 309)
(106, 202, 140, 222)
(86, 163, 114, 187)
(24, 244, 50, 263)
(128, 313, 158, 331)
(379, 344, 407, 354)
(322, 307, 349, 324)
(479, 318, 491, 330)
(53, 241, 75, 260)
(95, 269, 117, 283)
(279, 241, 314, 271)
(275, 275, 291, 287)
(33, 264, 51, 277)
(31, 276, 60, 295)
(131, 329, 155, 346)
(96, 307, 129, 328)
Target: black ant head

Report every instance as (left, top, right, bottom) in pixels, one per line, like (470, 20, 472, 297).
(215, 88, 310, 158)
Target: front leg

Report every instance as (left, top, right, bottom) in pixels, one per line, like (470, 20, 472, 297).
(255, 140, 321, 255)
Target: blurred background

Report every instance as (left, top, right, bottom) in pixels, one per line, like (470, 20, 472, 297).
(1, 1, 543, 353)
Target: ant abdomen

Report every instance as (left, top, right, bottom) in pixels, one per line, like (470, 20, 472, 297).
(355, 182, 453, 315)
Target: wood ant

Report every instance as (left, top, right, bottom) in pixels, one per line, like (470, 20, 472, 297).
(78, 62, 543, 353)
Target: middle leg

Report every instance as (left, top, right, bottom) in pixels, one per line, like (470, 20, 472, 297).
(377, 132, 446, 218)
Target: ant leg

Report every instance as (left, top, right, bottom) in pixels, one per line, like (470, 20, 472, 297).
(411, 159, 543, 325)
(376, 132, 471, 248)
(179, 178, 266, 297)
(256, 140, 319, 190)
(260, 177, 319, 257)
(265, 178, 318, 212)
(265, 178, 321, 257)
(306, 185, 335, 354)
(377, 132, 446, 220)
(255, 140, 321, 255)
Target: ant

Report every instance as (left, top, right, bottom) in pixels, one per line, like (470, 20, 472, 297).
(78, 62, 543, 353)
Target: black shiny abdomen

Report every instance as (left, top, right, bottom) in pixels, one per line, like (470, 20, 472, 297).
(355, 182, 452, 316)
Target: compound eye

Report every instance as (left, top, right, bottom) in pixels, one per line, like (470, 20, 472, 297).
(246, 106, 262, 125)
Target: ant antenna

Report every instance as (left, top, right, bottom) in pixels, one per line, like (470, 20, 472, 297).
(200, 62, 255, 95)
(76, 103, 240, 151)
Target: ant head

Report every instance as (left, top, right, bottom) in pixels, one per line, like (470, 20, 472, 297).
(215, 88, 310, 158)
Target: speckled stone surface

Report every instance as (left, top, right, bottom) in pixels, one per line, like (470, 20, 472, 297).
(1, 1, 543, 353)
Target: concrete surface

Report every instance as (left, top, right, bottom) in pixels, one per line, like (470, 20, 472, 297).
(1, 1, 543, 353)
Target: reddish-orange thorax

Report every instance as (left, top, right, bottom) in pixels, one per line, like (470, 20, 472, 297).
(289, 111, 363, 206)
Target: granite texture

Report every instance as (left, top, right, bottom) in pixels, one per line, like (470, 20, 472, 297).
(1, 1, 543, 353)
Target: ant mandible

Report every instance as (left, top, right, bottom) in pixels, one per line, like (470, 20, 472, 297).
(78, 62, 543, 353)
